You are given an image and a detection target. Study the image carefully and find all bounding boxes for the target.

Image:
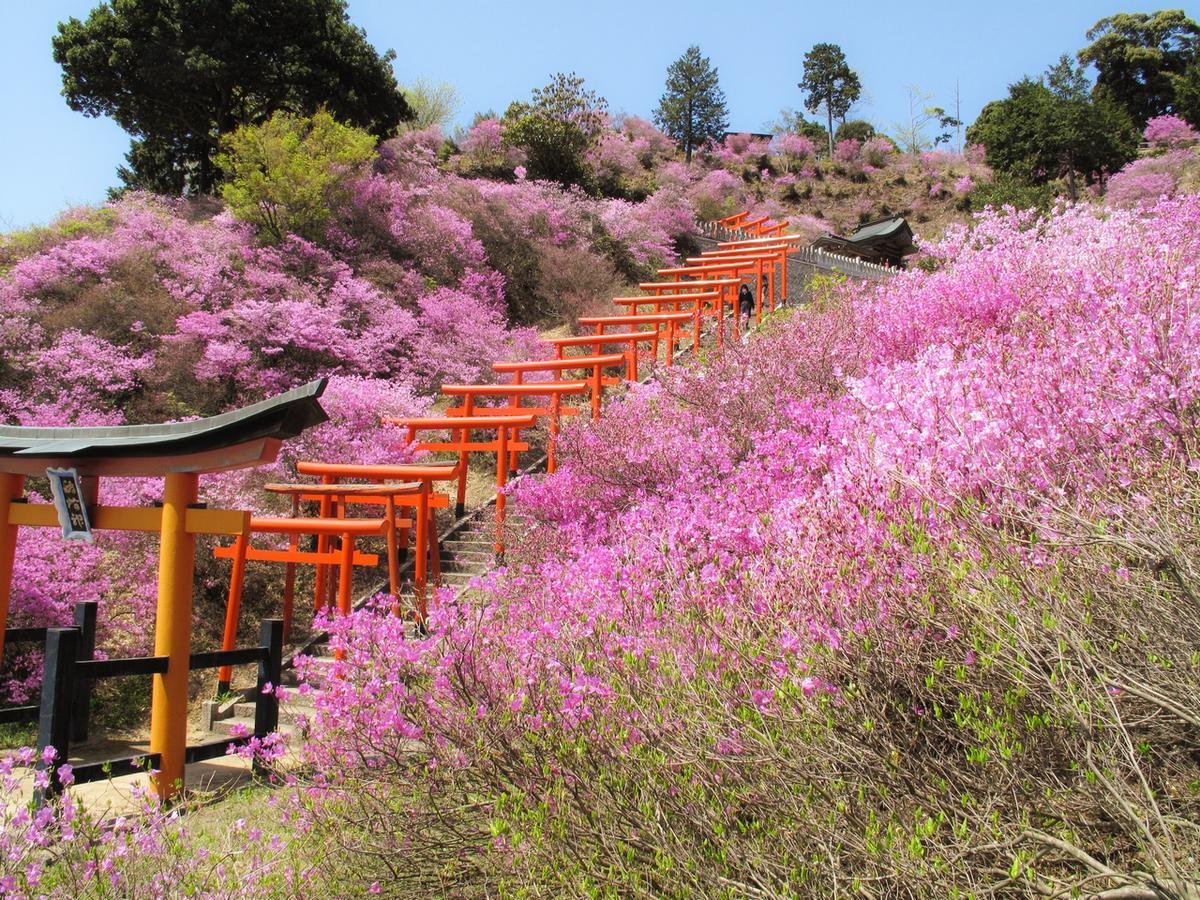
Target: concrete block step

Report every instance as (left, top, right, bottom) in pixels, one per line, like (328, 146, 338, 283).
(442, 544, 494, 557)
(233, 700, 313, 725)
(437, 567, 487, 581)
(210, 715, 296, 738)
(444, 545, 494, 556)
(446, 528, 492, 542)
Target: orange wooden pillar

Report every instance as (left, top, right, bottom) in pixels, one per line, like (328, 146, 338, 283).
(313, 493, 332, 612)
(149, 472, 199, 801)
(0, 474, 24, 667)
(413, 484, 429, 622)
(495, 426, 511, 560)
(753, 258, 763, 325)
(216, 532, 249, 694)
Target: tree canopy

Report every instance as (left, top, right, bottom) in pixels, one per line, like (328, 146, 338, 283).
(653, 46, 729, 164)
(503, 73, 608, 188)
(834, 120, 876, 143)
(967, 58, 1137, 200)
(401, 79, 461, 133)
(798, 43, 861, 158)
(1078, 10, 1200, 126)
(53, 0, 411, 195)
(216, 109, 376, 242)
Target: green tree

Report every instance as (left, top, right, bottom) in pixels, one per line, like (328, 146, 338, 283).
(967, 59, 1137, 200)
(401, 79, 461, 132)
(1173, 61, 1200, 124)
(653, 46, 729, 163)
(503, 73, 608, 188)
(798, 43, 862, 157)
(835, 120, 876, 143)
(216, 109, 375, 242)
(1078, 10, 1200, 126)
(769, 108, 830, 147)
(53, 0, 410, 195)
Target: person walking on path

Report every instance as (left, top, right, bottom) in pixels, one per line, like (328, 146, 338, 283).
(738, 283, 755, 333)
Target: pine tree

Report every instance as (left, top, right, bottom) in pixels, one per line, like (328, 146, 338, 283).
(653, 46, 729, 163)
(798, 43, 862, 158)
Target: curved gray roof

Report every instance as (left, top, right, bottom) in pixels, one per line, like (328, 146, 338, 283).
(0, 379, 327, 463)
(849, 215, 912, 242)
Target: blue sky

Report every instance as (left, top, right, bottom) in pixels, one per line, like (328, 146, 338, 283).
(1, 0, 1192, 229)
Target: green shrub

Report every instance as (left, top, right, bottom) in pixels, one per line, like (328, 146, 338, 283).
(968, 172, 1059, 213)
(502, 73, 607, 191)
(217, 110, 376, 242)
(835, 119, 876, 142)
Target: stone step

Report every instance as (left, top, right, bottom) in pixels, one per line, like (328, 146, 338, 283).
(446, 528, 496, 540)
(438, 560, 490, 574)
(233, 699, 314, 725)
(210, 715, 296, 738)
(443, 540, 495, 553)
(441, 549, 493, 564)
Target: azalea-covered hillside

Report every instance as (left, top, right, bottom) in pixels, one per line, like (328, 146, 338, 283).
(0, 115, 700, 696)
(0, 103, 1003, 697)
(2, 187, 1200, 895)
(292, 195, 1200, 893)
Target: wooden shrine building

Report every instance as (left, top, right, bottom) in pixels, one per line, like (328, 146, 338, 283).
(811, 214, 917, 268)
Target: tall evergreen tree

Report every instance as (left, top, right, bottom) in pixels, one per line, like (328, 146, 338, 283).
(967, 58, 1137, 201)
(653, 46, 729, 163)
(1079, 10, 1200, 127)
(798, 43, 861, 158)
(53, 0, 411, 195)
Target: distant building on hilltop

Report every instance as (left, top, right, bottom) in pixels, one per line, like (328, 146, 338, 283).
(811, 214, 917, 268)
(722, 131, 774, 143)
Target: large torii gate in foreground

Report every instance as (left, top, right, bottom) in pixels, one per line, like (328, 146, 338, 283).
(0, 379, 327, 798)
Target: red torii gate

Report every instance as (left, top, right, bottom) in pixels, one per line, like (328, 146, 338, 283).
(441, 382, 591, 475)
(293, 461, 459, 619)
(576, 311, 697, 366)
(383, 414, 537, 558)
(689, 247, 789, 322)
(0, 380, 328, 799)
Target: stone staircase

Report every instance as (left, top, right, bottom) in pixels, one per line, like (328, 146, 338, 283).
(204, 503, 527, 739)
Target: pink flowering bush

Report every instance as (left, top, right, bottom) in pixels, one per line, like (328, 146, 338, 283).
(686, 168, 747, 221)
(617, 115, 676, 163)
(860, 136, 895, 167)
(1143, 114, 1199, 148)
(654, 160, 697, 190)
(456, 117, 526, 178)
(771, 133, 817, 172)
(585, 117, 674, 199)
(281, 196, 1200, 892)
(0, 747, 313, 895)
(599, 186, 697, 270)
(833, 138, 861, 163)
(587, 130, 654, 198)
(1105, 149, 1195, 207)
(782, 212, 829, 242)
(709, 132, 771, 170)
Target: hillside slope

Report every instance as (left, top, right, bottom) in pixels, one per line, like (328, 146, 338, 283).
(289, 195, 1200, 894)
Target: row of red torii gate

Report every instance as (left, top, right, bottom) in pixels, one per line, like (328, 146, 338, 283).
(0, 211, 794, 799)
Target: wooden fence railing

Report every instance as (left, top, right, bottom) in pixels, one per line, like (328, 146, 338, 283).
(5, 613, 282, 802)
